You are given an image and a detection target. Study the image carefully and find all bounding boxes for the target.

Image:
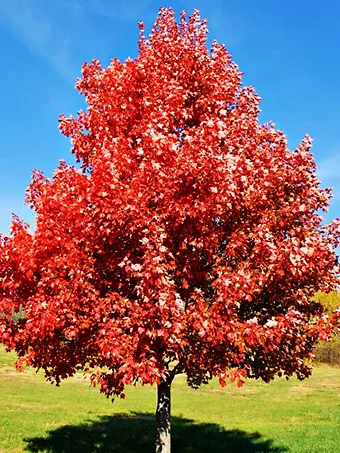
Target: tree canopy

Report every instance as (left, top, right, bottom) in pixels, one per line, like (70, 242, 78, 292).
(1, 8, 340, 452)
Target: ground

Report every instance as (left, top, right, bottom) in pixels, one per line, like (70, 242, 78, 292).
(0, 346, 339, 452)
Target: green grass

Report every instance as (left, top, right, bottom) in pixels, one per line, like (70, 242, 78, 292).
(0, 346, 339, 452)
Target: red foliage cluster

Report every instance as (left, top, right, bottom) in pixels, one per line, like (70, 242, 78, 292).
(1, 8, 339, 398)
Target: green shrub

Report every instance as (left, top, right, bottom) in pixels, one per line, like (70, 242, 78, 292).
(315, 336, 340, 365)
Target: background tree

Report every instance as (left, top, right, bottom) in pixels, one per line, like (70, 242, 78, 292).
(313, 291, 340, 365)
(1, 8, 339, 453)
(313, 291, 340, 314)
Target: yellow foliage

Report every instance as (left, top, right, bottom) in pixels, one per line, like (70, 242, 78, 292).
(313, 291, 340, 315)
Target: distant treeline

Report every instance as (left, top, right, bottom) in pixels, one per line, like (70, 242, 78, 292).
(314, 291, 340, 365)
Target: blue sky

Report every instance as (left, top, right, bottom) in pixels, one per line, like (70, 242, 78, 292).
(0, 0, 340, 234)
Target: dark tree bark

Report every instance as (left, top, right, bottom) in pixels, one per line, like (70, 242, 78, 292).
(156, 379, 171, 453)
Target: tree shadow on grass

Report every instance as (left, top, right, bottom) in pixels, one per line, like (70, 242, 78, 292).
(25, 412, 287, 453)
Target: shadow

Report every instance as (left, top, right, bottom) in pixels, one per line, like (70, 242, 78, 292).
(25, 412, 287, 453)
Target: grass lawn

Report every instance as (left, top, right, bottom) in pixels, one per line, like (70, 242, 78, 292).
(0, 346, 339, 452)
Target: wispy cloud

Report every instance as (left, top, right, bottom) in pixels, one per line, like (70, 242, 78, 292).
(60, 0, 85, 17)
(88, 0, 154, 23)
(205, 8, 244, 47)
(0, 0, 76, 81)
(317, 151, 340, 180)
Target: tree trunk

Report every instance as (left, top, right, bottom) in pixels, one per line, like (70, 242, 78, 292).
(155, 379, 171, 453)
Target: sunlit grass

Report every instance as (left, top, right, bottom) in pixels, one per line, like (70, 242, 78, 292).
(0, 346, 339, 452)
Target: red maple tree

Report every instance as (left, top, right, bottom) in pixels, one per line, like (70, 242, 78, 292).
(1, 8, 340, 453)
